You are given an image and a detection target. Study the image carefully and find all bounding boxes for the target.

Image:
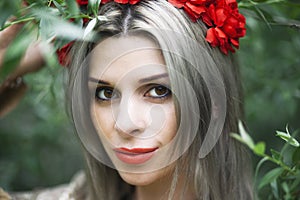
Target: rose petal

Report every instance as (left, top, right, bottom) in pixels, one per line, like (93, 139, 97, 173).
(101, 0, 112, 4)
(56, 42, 74, 67)
(183, 4, 200, 22)
(190, 0, 207, 4)
(215, 27, 227, 39)
(186, 2, 206, 15)
(201, 13, 213, 26)
(223, 24, 236, 37)
(168, 0, 186, 8)
(76, 0, 88, 5)
(215, 8, 227, 26)
(206, 28, 219, 47)
(114, 0, 129, 4)
(129, 0, 140, 4)
(230, 38, 239, 48)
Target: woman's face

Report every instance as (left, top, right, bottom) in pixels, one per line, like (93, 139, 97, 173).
(89, 35, 178, 185)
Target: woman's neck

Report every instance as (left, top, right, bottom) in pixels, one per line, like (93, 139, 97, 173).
(134, 169, 195, 200)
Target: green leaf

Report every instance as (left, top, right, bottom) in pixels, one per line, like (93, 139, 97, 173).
(65, 0, 80, 17)
(276, 130, 300, 147)
(39, 42, 60, 70)
(292, 148, 300, 167)
(258, 167, 283, 189)
(271, 149, 282, 162)
(282, 182, 292, 200)
(254, 142, 266, 156)
(270, 180, 279, 199)
(83, 17, 97, 39)
(0, 0, 21, 28)
(52, 0, 66, 15)
(32, 8, 87, 41)
(88, 0, 101, 16)
(238, 120, 255, 149)
(290, 170, 300, 191)
(253, 6, 274, 30)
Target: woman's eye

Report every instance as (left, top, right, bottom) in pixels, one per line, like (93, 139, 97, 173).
(145, 85, 171, 99)
(95, 87, 117, 101)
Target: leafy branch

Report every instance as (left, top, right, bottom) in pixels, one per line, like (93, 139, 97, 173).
(231, 121, 300, 199)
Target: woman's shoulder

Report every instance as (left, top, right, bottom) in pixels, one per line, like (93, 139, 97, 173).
(1, 171, 89, 200)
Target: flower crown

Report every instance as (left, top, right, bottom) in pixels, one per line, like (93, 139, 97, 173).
(58, 0, 246, 65)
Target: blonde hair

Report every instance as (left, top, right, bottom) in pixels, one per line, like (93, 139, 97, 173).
(67, 0, 253, 199)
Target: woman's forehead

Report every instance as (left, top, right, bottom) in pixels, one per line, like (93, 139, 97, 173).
(89, 35, 166, 78)
(93, 35, 159, 56)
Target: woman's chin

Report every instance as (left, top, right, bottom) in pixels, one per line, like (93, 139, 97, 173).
(118, 164, 175, 186)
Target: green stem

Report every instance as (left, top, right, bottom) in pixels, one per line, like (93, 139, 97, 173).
(264, 154, 295, 174)
(254, 157, 269, 190)
(239, 0, 286, 8)
(1, 17, 35, 31)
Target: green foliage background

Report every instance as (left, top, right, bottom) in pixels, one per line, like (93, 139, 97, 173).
(0, 0, 299, 197)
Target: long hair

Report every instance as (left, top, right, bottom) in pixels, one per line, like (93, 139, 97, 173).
(67, 0, 253, 199)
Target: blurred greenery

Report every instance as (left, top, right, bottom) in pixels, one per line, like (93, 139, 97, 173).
(238, 2, 300, 198)
(238, 2, 300, 147)
(0, 0, 299, 197)
(0, 69, 84, 191)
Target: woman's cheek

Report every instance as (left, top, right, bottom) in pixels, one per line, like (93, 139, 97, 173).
(91, 105, 115, 140)
(155, 102, 178, 144)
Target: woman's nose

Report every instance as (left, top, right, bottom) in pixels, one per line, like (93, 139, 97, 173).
(114, 95, 148, 137)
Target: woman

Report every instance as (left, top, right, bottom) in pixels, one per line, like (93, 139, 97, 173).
(67, 0, 253, 199)
(1, 0, 253, 199)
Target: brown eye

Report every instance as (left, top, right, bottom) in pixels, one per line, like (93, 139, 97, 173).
(145, 85, 171, 99)
(95, 87, 118, 101)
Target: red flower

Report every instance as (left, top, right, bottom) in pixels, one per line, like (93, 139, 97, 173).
(169, 0, 207, 22)
(101, 0, 140, 5)
(168, 0, 246, 54)
(76, 0, 88, 6)
(56, 42, 74, 67)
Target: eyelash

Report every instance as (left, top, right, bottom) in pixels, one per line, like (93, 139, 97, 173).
(94, 85, 171, 102)
(95, 86, 118, 102)
(144, 85, 171, 100)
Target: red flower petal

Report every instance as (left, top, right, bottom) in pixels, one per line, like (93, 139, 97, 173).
(168, 0, 186, 8)
(215, 8, 227, 26)
(56, 42, 74, 67)
(223, 24, 236, 37)
(129, 0, 140, 4)
(206, 28, 219, 47)
(101, 0, 112, 4)
(215, 27, 226, 39)
(76, 0, 88, 6)
(183, 4, 200, 22)
(230, 38, 239, 48)
(190, 0, 208, 4)
(186, 2, 206, 15)
(114, 0, 129, 4)
(201, 13, 213, 26)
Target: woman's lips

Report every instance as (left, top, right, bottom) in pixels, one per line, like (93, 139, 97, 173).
(114, 147, 158, 164)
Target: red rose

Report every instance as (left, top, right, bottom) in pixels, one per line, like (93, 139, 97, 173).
(168, 0, 206, 22)
(101, 0, 140, 5)
(76, 0, 88, 6)
(56, 42, 74, 67)
(167, 0, 187, 8)
(168, 0, 246, 54)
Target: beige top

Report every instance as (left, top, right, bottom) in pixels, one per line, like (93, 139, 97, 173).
(0, 171, 89, 200)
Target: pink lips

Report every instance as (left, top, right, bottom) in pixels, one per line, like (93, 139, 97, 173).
(114, 147, 158, 164)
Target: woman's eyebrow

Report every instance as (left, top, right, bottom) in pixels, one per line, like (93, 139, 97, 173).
(89, 77, 110, 85)
(139, 73, 169, 83)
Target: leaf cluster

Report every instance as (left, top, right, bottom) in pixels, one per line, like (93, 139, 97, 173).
(0, 0, 103, 82)
(231, 121, 300, 200)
